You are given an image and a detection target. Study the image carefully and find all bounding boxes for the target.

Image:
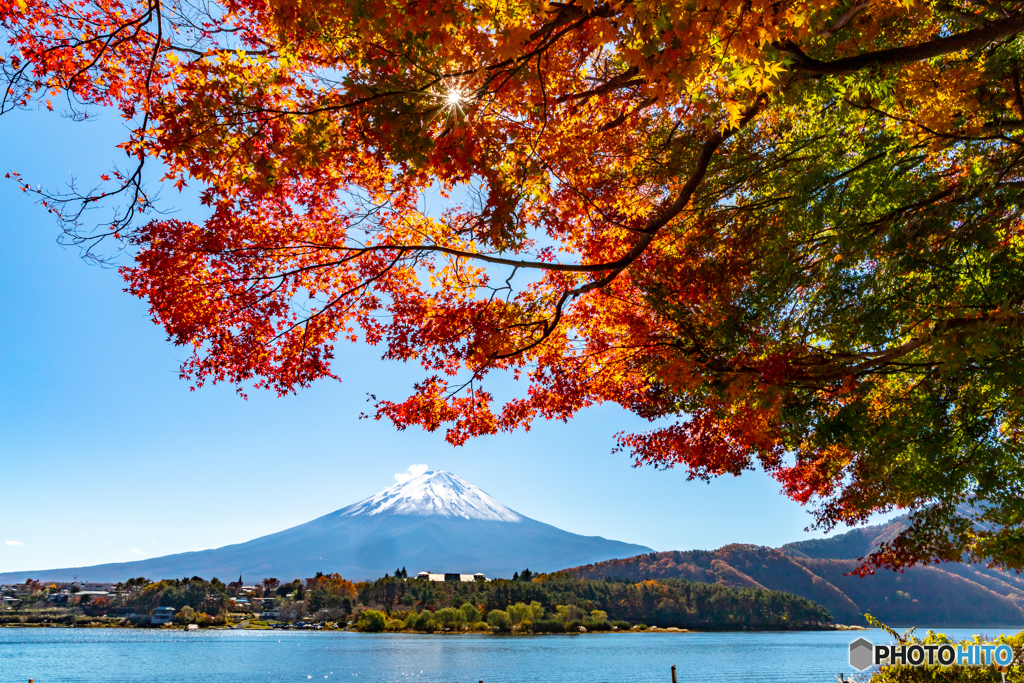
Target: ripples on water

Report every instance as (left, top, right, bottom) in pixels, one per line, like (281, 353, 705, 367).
(1, 627, 1020, 683)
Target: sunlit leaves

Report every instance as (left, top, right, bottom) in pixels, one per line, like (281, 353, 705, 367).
(5, 0, 1024, 571)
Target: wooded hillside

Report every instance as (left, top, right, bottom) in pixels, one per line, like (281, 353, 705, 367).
(565, 518, 1024, 625)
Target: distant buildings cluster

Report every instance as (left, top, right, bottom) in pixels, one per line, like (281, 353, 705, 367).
(1, 581, 118, 607)
(226, 584, 278, 616)
(1, 571, 491, 618)
(415, 572, 487, 582)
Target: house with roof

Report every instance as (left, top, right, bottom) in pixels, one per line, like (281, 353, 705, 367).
(151, 607, 176, 625)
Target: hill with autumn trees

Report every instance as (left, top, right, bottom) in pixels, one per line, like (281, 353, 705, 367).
(564, 518, 1024, 626)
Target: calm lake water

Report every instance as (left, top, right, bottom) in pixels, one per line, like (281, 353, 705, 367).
(1, 627, 1021, 683)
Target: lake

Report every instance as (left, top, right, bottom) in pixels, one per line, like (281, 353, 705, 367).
(1, 627, 1021, 683)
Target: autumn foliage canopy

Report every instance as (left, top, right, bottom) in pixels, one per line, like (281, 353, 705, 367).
(3, 0, 1024, 572)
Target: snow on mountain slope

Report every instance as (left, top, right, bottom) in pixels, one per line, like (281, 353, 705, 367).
(0, 469, 655, 582)
(339, 470, 521, 522)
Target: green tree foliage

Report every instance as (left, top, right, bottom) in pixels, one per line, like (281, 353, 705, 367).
(357, 575, 830, 629)
(307, 590, 344, 614)
(865, 625, 1024, 683)
(507, 602, 531, 625)
(356, 609, 387, 632)
(305, 574, 357, 615)
(277, 580, 301, 598)
(459, 603, 480, 623)
(5, 572, 831, 631)
(486, 610, 511, 630)
(174, 606, 196, 624)
(433, 607, 467, 628)
(130, 577, 230, 615)
(504, 601, 544, 625)
(554, 605, 579, 624)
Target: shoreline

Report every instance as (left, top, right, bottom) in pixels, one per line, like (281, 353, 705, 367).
(0, 622, 866, 633)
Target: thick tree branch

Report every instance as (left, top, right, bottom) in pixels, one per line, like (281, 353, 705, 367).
(782, 13, 1024, 75)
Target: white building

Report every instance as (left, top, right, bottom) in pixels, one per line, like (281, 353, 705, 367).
(416, 572, 487, 582)
(151, 607, 176, 625)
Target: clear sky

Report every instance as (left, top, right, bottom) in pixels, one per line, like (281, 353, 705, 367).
(0, 105, 885, 576)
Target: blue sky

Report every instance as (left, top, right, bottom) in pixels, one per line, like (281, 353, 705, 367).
(0, 105, 871, 576)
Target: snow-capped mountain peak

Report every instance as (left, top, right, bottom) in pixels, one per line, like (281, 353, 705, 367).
(339, 470, 522, 522)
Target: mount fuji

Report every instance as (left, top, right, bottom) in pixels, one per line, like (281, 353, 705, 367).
(0, 471, 652, 583)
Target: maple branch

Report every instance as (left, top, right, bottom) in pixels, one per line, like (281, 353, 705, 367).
(782, 13, 1024, 75)
(1013, 67, 1024, 119)
(421, 0, 631, 87)
(269, 254, 404, 343)
(239, 97, 766, 323)
(488, 96, 769, 359)
(700, 310, 1023, 389)
(817, 1, 869, 39)
(554, 66, 642, 103)
(204, 241, 639, 274)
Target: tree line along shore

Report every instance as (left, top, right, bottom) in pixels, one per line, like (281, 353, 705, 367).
(1, 569, 835, 632)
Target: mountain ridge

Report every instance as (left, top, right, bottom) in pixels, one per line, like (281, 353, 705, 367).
(0, 470, 651, 583)
(562, 518, 1024, 626)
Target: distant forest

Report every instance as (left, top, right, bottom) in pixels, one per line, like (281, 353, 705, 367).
(2, 571, 833, 630)
(355, 572, 833, 629)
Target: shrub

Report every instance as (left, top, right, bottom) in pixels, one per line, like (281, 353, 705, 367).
(278, 601, 308, 622)
(554, 605, 580, 624)
(174, 606, 196, 625)
(487, 610, 511, 631)
(384, 619, 405, 632)
(422, 619, 437, 633)
(612, 621, 631, 630)
(434, 607, 466, 627)
(357, 610, 387, 632)
(409, 612, 432, 630)
(583, 620, 612, 632)
(459, 603, 480, 623)
(307, 589, 347, 614)
(507, 603, 532, 625)
(472, 621, 491, 632)
(313, 608, 347, 623)
(534, 620, 565, 634)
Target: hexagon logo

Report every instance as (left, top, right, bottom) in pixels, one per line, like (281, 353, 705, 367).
(849, 638, 874, 671)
